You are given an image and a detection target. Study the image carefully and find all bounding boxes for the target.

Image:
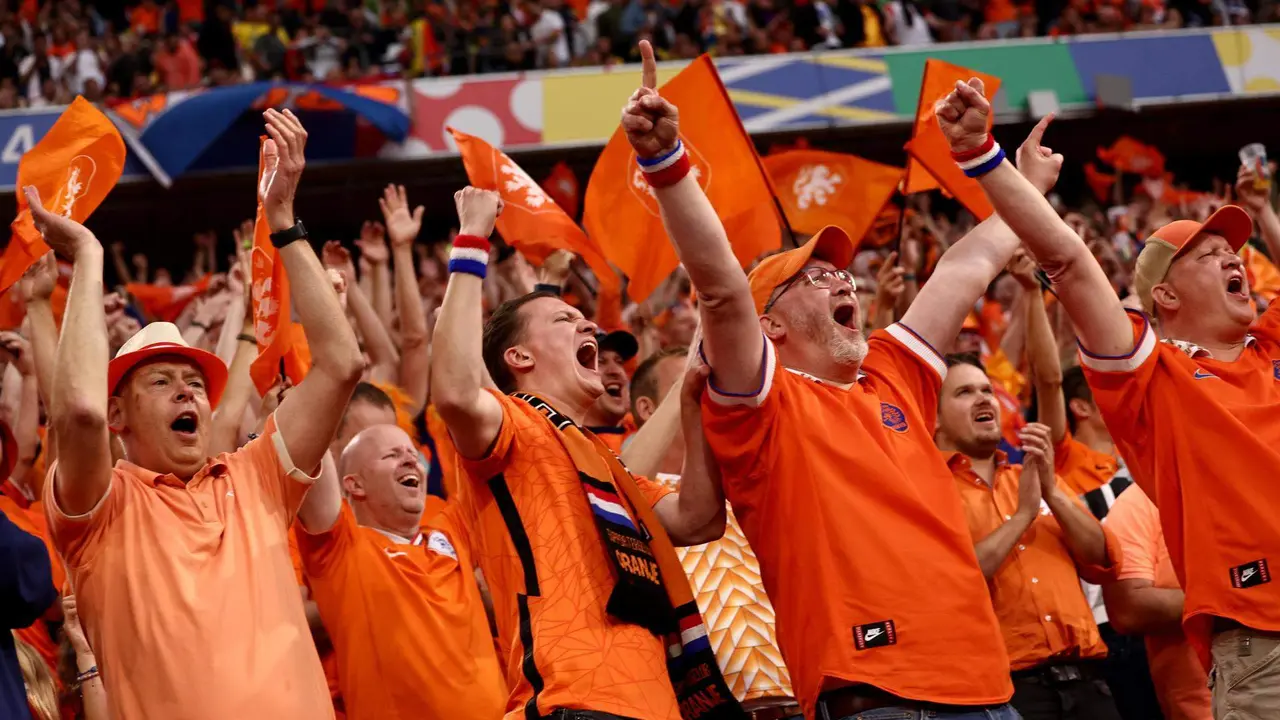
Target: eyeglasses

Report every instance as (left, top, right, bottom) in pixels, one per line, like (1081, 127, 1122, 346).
(764, 267, 857, 313)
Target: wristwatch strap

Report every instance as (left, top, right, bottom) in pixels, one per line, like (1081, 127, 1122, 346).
(269, 220, 308, 249)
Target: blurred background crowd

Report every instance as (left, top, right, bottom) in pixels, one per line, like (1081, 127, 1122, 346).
(0, 0, 1274, 109)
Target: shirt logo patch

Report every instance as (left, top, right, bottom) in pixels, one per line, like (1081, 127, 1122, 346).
(426, 530, 458, 561)
(853, 620, 897, 650)
(1231, 559, 1271, 589)
(880, 403, 908, 433)
(1193, 369, 1217, 380)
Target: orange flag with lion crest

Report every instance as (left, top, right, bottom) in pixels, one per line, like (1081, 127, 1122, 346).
(248, 137, 309, 396)
(1, 97, 125, 292)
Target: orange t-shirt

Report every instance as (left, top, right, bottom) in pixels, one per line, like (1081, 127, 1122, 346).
(287, 528, 345, 718)
(0, 493, 62, 672)
(1105, 484, 1211, 720)
(700, 324, 1013, 715)
(297, 502, 507, 720)
(949, 453, 1119, 671)
(1053, 429, 1119, 497)
(457, 391, 679, 719)
(1080, 308, 1280, 665)
(45, 416, 333, 720)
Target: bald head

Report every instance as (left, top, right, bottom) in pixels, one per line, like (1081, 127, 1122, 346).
(340, 424, 426, 537)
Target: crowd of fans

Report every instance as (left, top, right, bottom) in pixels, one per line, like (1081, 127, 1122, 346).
(0, 0, 1273, 109)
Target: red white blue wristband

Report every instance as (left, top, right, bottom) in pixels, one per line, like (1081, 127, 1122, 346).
(449, 235, 491, 278)
(953, 136, 1005, 178)
(637, 140, 690, 189)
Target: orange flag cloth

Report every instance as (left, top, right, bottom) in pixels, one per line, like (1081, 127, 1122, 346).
(126, 274, 211, 322)
(541, 161, 581, 218)
(1083, 162, 1117, 203)
(1, 97, 125, 292)
(249, 138, 309, 396)
(1244, 244, 1280, 302)
(1097, 136, 1165, 178)
(903, 59, 1001, 220)
(450, 128, 618, 294)
(764, 149, 903, 248)
(583, 54, 782, 302)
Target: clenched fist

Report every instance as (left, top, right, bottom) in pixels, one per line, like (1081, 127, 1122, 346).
(934, 78, 992, 156)
(620, 40, 680, 159)
(453, 187, 503, 238)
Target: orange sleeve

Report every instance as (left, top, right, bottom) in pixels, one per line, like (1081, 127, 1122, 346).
(633, 475, 676, 507)
(863, 323, 948, 428)
(43, 462, 125, 570)
(1055, 475, 1122, 584)
(1053, 429, 1077, 474)
(1249, 296, 1280, 344)
(1104, 487, 1161, 583)
(457, 391, 521, 482)
(233, 414, 315, 522)
(1078, 311, 1159, 452)
(295, 502, 358, 581)
(701, 337, 785, 495)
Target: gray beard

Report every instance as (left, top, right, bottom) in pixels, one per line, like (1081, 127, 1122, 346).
(788, 307, 868, 367)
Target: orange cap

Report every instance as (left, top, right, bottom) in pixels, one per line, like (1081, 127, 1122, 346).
(1133, 205, 1254, 315)
(748, 226, 855, 314)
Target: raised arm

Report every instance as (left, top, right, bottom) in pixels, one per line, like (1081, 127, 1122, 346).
(0, 332, 40, 491)
(322, 241, 400, 381)
(651, 361, 726, 546)
(1018, 253, 1068, 444)
(381, 184, 430, 415)
(1236, 162, 1280, 261)
(261, 109, 365, 477)
(430, 188, 505, 460)
(937, 82, 1132, 357)
(356, 221, 395, 331)
(621, 41, 762, 395)
(901, 118, 1061, 351)
(209, 303, 259, 456)
(28, 188, 113, 517)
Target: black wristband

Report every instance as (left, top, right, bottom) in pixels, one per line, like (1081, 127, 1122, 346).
(269, 220, 308, 249)
(534, 283, 562, 296)
(237, 333, 256, 344)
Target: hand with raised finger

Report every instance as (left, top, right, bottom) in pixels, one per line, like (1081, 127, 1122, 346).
(620, 40, 680, 159)
(1015, 113, 1063, 195)
(874, 251, 906, 303)
(24, 186, 98, 259)
(379, 184, 425, 249)
(260, 108, 308, 233)
(454, 186, 503, 238)
(934, 77, 992, 156)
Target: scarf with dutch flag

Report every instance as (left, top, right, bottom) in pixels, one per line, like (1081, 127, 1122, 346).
(513, 393, 745, 720)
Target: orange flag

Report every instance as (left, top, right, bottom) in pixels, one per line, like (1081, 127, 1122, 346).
(449, 128, 618, 294)
(1243, 245, 1280, 302)
(126, 274, 211, 322)
(902, 59, 1001, 220)
(1098, 137, 1165, 178)
(583, 54, 782, 302)
(1083, 162, 1116, 203)
(248, 138, 308, 397)
(1, 97, 125, 292)
(764, 149, 903, 248)
(541, 161, 581, 218)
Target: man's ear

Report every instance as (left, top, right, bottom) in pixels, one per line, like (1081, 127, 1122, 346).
(760, 313, 786, 343)
(504, 344, 535, 374)
(634, 395, 656, 425)
(1067, 397, 1092, 424)
(107, 396, 126, 434)
(342, 474, 365, 500)
(1150, 283, 1179, 316)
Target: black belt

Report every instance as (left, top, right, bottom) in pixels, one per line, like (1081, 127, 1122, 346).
(745, 702, 803, 720)
(816, 685, 992, 718)
(1011, 662, 1097, 685)
(548, 710, 637, 720)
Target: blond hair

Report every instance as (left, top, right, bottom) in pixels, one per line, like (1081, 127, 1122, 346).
(13, 632, 59, 720)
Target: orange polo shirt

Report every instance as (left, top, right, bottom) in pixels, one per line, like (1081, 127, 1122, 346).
(1081, 308, 1280, 665)
(298, 502, 507, 720)
(1053, 429, 1118, 497)
(700, 324, 1013, 716)
(949, 453, 1119, 671)
(45, 416, 333, 720)
(457, 391, 678, 720)
(1105, 485, 1210, 720)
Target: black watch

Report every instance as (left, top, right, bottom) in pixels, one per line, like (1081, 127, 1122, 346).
(269, 220, 308, 248)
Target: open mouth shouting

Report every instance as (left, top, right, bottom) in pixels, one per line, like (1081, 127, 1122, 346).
(972, 405, 997, 428)
(1226, 268, 1248, 301)
(576, 337, 599, 373)
(170, 410, 199, 439)
(396, 470, 423, 491)
(832, 300, 859, 330)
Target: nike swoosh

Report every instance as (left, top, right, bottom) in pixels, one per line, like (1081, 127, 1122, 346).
(864, 629, 882, 641)
(384, 549, 408, 559)
(1193, 370, 1215, 379)
(1243, 568, 1256, 581)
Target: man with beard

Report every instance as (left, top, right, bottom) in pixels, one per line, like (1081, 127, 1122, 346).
(937, 77, 1280, 716)
(621, 40, 1061, 718)
(295, 424, 507, 720)
(40, 109, 363, 720)
(935, 354, 1121, 720)
(585, 329, 639, 453)
(431, 186, 735, 719)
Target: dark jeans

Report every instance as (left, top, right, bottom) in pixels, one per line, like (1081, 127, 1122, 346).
(830, 705, 1022, 719)
(1097, 621, 1166, 720)
(1011, 670, 1124, 720)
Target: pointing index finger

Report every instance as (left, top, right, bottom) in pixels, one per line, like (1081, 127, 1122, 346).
(640, 40, 657, 90)
(1025, 113, 1054, 148)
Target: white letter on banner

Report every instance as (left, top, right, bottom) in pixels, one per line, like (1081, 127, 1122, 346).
(2, 124, 33, 164)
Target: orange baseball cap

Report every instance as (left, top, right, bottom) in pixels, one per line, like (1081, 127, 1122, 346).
(748, 226, 855, 314)
(1133, 205, 1253, 315)
(108, 322, 228, 408)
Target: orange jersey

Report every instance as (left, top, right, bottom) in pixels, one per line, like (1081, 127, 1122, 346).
(45, 416, 332, 720)
(1053, 430, 1118, 497)
(1080, 307, 1280, 665)
(297, 502, 506, 720)
(458, 391, 679, 719)
(949, 453, 1119, 670)
(1105, 485, 1210, 720)
(700, 324, 1013, 715)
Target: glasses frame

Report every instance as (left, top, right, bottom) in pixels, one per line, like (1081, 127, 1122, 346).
(763, 267, 857, 314)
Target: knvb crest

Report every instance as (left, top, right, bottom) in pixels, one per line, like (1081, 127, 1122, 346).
(493, 150, 554, 213)
(628, 135, 710, 218)
(51, 155, 97, 219)
(1273, 359, 1280, 381)
(793, 164, 842, 210)
(880, 403, 908, 433)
